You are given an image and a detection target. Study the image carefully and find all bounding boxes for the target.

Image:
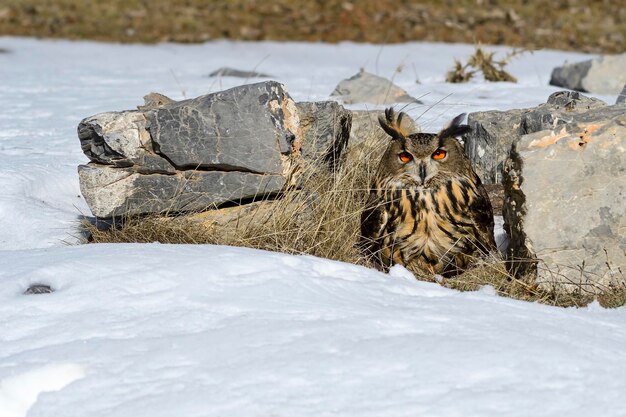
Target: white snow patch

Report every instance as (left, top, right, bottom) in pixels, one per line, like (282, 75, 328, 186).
(0, 363, 86, 417)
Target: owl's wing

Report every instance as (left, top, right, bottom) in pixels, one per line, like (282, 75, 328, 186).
(358, 192, 388, 268)
(469, 183, 497, 253)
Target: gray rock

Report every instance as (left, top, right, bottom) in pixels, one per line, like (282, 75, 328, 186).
(331, 70, 421, 105)
(549, 60, 592, 93)
(521, 91, 606, 134)
(465, 109, 527, 184)
(616, 84, 626, 105)
(147, 81, 297, 174)
(296, 101, 351, 167)
(464, 91, 607, 184)
(78, 81, 302, 218)
(78, 111, 176, 173)
(208, 67, 273, 78)
(24, 284, 54, 295)
(78, 164, 285, 218)
(550, 54, 626, 95)
(503, 105, 626, 293)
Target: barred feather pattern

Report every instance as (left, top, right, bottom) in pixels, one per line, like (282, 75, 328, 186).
(361, 172, 495, 276)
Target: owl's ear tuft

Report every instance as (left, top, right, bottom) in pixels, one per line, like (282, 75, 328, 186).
(378, 107, 410, 141)
(438, 113, 470, 139)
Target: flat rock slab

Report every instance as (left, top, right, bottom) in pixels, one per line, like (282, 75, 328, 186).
(78, 81, 302, 218)
(79, 164, 285, 218)
(331, 71, 421, 105)
(503, 105, 626, 292)
(550, 53, 626, 95)
(147, 81, 298, 174)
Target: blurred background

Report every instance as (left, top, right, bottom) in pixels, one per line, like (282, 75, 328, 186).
(0, 0, 623, 53)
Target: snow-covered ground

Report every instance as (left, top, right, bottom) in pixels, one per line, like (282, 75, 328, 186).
(0, 37, 624, 417)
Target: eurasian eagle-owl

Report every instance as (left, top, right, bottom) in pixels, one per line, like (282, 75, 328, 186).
(360, 108, 496, 277)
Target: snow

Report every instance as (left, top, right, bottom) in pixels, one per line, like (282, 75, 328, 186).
(0, 36, 624, 417)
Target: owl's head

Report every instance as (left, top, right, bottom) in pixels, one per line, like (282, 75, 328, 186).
(376, 108, 471, 189)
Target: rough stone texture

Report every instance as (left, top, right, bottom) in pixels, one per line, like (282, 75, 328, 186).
(78, 81, 301, 218)
(465, 91, 607, 184)
(521, 91, 607, 134)
(331, 70, 421, 105)
(296, 101, 351, 166)
(78, 111, 176, 173)
(503, 104, 626, 293)
(550, 54, 626, 95)
(24, 284, 54, 295)
(617, 84, 626, 105)
(465, 109, 528, 184)
(78, 164, 285, 218)
(147, 81, 298, 174)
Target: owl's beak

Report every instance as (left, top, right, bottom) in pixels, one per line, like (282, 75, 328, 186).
(418, 162, 427, 185)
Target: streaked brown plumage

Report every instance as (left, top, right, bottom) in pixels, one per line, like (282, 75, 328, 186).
(360, 108, 496, 277)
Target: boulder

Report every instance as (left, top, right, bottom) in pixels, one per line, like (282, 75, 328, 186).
(296, 101, 352, 167)
(78, 81, 301, 218)
(331, 70, 421, 105)
(549, 53, 626, 95)
(465, 91, 607, 184)
(78, 82, 357, 219)
(503, 104, 626, 293)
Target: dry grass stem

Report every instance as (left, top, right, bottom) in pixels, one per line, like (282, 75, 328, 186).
(447, 47, 525, 83)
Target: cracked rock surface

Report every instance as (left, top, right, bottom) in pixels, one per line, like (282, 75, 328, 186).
(78, 81, 301, 218)
(502, 94, 625, 292)
(465, 91, 607, 184)
(78, 82, 352, 219)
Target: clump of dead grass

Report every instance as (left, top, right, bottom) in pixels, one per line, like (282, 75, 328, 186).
(446, 46, 525, 83)
(444, 254, 626, 308)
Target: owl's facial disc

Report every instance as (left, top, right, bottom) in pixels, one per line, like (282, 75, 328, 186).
(400, 158, 439, 188)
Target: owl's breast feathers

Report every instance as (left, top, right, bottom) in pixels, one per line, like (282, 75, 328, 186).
(360, 174, 496, 275)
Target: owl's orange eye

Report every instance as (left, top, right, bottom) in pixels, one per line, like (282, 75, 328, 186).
(398, 151, 413, 163)
(432, 148, 447, 160)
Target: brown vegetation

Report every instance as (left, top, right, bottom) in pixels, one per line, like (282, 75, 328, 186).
(1, 0, 624, 53)
(446, 47, 524, 83)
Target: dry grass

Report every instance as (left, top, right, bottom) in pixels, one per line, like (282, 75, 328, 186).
(1, 0, 624, 53)
(446, 46, 523, 83)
